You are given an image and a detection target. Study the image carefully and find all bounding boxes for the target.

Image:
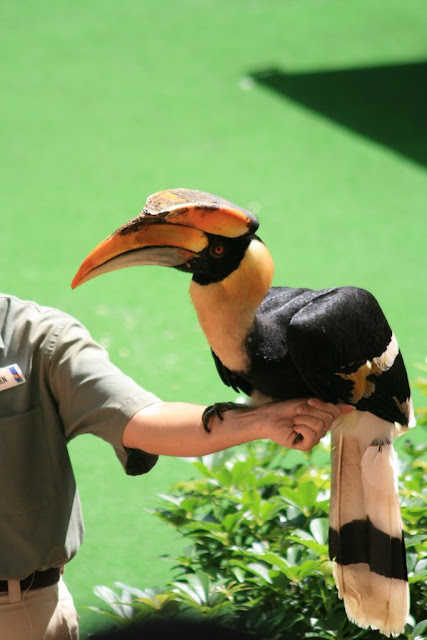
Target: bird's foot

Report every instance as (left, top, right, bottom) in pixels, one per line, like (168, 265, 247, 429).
(202, 402, 248, 433)
(370, 437, 391, 452)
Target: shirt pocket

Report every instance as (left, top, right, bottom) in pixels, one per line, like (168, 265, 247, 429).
(0, 406, 56, 515)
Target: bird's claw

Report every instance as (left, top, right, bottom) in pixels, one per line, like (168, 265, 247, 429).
(202, 402, 247, 433)
(293, 433, 304, 445)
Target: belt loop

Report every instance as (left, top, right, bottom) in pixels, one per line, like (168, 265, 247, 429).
(7, 579, 21, 604)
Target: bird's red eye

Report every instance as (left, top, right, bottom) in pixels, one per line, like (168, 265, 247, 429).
(210, 242, 225, 257)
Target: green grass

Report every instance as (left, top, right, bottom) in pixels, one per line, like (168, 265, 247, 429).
(1, 0, 426, 636)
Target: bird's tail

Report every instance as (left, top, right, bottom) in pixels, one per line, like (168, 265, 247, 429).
(329, 410, 409, 637)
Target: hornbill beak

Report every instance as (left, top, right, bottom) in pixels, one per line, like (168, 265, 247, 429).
(71, 189, 258, 289)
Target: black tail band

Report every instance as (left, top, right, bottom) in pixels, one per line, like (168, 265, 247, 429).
(329, 518, 407, 580)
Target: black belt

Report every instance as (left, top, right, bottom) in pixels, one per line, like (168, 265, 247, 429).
(0, 567, 61, 593)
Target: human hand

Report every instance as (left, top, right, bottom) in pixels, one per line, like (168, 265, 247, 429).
(258, 398, 354, 452)
(125, 399, 353, 458)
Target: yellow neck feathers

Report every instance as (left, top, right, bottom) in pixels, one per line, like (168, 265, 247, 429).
(189, 239, 274, 372)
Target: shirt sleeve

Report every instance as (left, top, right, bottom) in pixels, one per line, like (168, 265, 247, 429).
(47, 316, 161, 475)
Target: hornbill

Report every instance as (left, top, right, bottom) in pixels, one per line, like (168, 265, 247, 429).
(72, 189, 414, 636)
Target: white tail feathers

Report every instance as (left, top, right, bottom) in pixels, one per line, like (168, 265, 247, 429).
(329, 410, 409, 637)
(332, 566, 409, 637)
(361, 439, 401, 538)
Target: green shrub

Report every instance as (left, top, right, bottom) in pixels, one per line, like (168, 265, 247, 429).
(92, 371, 427, 639)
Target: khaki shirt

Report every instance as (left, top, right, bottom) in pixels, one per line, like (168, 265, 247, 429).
(0, 294, 160, 579)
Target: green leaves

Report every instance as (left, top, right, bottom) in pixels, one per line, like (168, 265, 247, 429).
(412, 619, 427, 640)
(279, 480, 318, 514)
(92, 434, 427, 640)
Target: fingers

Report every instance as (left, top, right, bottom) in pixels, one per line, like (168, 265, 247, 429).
(291, 398, 355, 451)
(294, 402, 334, 432)
(291, 398, 342, 451)
(306, 398, 355, 416)
(262, 397, 355, 452)
(305, 398, 341, 421)
(291, 424, 323, 451)
(293, 413, 329, 435)
(296, 398, 355, 424)
(292, 417, 326, 450)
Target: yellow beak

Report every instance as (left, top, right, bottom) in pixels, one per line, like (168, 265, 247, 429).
(71, 188, 258, 289)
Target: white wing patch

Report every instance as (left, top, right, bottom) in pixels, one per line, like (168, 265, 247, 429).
(372, 333, 399, 372)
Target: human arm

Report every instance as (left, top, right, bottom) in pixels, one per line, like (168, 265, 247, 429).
(122, 398, 353, 456)
(45, 313, 350, 464)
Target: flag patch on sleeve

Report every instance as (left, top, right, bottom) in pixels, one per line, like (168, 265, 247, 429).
(0, 364, 26, 391)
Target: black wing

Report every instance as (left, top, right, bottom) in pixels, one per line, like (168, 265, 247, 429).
(211, 349, 253, 396)
(286, 286, 412, 426)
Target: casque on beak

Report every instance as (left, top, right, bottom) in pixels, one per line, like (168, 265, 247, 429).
(71, 188, 258, 289)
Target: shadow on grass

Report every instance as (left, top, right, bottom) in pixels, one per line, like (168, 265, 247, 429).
(250, 60, 427, 168)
